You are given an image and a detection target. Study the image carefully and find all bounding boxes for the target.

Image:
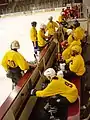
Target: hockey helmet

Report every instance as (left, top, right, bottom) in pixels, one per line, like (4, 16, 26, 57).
(10, 40, 20, 49)
(44, 68, 56, 80)
(31, 21, 37, 27)
(40, 24, 46, 29)
(67, 29, 72, 35)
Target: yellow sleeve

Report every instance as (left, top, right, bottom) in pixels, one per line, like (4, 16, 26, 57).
(70, 40, 81, 47)
(69, 57, 80, 73)
(62, 47, 71, 60)
(41, 31, 46, 39)
(58, 16, 63, 23)
(14, 53, 29, 70)
(67, 35, 74, 45)
(36, 82, 55, 97)
(54, 22, 58, 28)
(1, 53, 8, 71)
(46, 23, 49, 30)
(65, 56, 74, 64)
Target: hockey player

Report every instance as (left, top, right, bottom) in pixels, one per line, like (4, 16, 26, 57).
(46, 16, 58, 39)
(30, 68, 78, 119)
(62, 40, 81, 60)
(57, 13, 65, 24)
(63, 45, 86, 80)
(73, 20, 85, 41)
(1, 40, 32, 89)
(66, 29, 74, 45)
(30, 21, 38, 55)
(37, 24, 48, 52)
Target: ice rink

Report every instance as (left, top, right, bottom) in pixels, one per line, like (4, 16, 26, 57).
(0, 10, 61, 106)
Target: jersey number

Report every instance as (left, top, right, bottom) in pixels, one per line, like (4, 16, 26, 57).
(65, 81, 73, 88)
(7, 60, 16, 68)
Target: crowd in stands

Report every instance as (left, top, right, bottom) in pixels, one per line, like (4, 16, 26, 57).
(60, 5, 81, 19)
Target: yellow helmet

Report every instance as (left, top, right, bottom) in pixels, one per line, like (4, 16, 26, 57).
(71, 45, 82, 54)
(10, 40, 20, 49)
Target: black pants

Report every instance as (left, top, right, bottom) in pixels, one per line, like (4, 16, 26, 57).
(64, 64, 80, 81)
(6, 67, 22, 85)
(48, 95, 70, 120)
(64, 70, 80, 81)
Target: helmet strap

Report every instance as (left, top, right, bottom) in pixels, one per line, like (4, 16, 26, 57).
(11, 49, 17, 52)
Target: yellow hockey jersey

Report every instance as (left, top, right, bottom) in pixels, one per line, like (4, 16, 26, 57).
(30, 27, 37, 42)
(62, 40, 82, 60)
(69, 54, 86, 76)
(1, 50, 29, 71)
(46, 21, 58, 36)
(57, 15, 64, 23)
(73, 26, 85, 40)
(36, 76, 78, 103)
(67, 34, 74, 45)
(62, 46, 71, 60)
(37, 29, 47, 47)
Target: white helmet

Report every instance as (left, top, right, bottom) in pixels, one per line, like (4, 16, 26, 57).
(57, 70, 64, 78)
(40, 24, 46, 29)
(44, 68, 56, 79)
(67, 29, 72, 35)
(60, 63, 66, 71)
(10, 40, 20, 49)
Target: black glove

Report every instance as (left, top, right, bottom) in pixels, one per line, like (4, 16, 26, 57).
(6, 70, 13, 78)
(30, 89, 37, 96)
(44, 79, 50, 84)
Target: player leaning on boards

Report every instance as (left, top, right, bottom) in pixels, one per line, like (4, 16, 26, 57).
(30, 68, 78, 120)
(37, 24, 48, 52)
(1, 40, 34, 89)
(46, 16, 58, 39)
